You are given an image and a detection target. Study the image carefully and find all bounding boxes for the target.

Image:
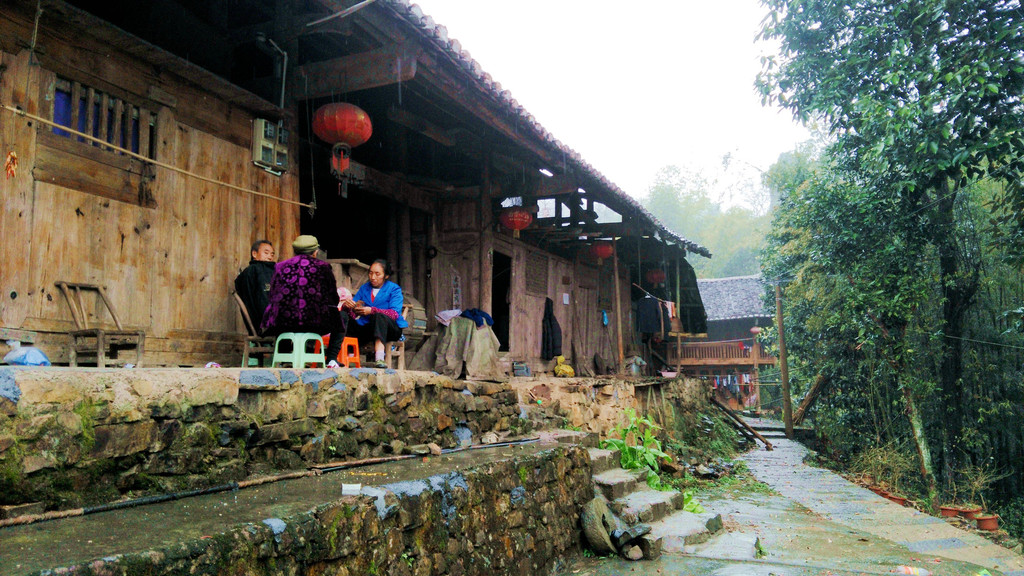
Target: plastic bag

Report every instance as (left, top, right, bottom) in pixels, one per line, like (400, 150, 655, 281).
(553, 355, 575, 378)
(3, 340, 51, 366)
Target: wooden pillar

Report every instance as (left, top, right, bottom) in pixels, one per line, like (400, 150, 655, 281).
(399, 203, 413, 295)
(387, 202, 399, 276)
(776, 283, 793, 438)
(425, 211, 438, 324)
(751, 332, 761, 413)
(612, 238, 624, 368)
(478, 154, 493, 313)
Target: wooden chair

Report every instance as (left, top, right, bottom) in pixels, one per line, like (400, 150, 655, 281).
(232, 292, 274, 367)
(55, 281, 145, 368)
(384, 304, 412, 370)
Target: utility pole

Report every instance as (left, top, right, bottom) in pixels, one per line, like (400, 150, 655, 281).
(776, 283, 793, 438)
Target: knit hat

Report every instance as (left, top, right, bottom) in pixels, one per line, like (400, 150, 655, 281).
(292, 235, 319, 254)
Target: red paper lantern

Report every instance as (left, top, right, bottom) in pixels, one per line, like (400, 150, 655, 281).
(312, 103, 373, 179)
(499, 207, 533, 238)
(645, 268, 667, 286)
(589, 241, 614, 265)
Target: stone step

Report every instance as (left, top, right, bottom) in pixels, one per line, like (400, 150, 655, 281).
(593, 467, 648, 500)
(610, 487, 686, 525)
(641, 510, 724, 560)
(587, 447, 621, 475)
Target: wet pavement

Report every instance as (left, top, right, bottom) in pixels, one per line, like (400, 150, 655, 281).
(561, 436, 1022, 576)
(0, 440, 557, 575)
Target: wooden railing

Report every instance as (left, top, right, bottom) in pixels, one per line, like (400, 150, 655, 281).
(670, 342, 776, 366)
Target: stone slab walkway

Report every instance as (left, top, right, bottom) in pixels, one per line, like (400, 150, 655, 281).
(743, 436, 1024, 576)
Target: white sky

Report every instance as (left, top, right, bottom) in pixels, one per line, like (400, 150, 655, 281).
(410, 0, 812, 210)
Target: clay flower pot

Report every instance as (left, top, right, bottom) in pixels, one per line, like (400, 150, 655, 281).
(939, 505, 959, 517)
(869, 486, 888, 496)
(887, 494, 908, 506)
(975, 513, 999, 531)
(956, 505, 983, 520)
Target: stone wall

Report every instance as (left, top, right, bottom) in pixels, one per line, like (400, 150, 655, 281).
(0, 367, 526, 510)
(25, 445, 593, 576)
(510, 376, 709, 437)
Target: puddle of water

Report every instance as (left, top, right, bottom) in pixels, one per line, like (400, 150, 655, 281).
(1, 442, 556, 575)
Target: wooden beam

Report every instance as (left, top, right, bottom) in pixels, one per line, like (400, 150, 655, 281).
(793, 373, 829, 426)
(346, 159, 433, 212)
(296, 43, 419, 99)
(387, 107, 455, 147)
(711, 396, 774, 450)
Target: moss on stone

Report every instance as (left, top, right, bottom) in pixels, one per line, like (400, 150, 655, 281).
(73, 398, 98, 454)
(369, 390, 388, 425)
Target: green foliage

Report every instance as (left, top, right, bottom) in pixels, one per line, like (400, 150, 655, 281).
(851, 443, 917, 495)
(641, 166, 770, 278)
(997, 496, 1024, 540)
(681, 489, 704, 514)
(757, 1, 1024, 504)
(754, 537, 768, 559)
(600, 408, 671, 477)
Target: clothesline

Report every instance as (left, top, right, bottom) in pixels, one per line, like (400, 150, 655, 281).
(631, 283, 670, 303)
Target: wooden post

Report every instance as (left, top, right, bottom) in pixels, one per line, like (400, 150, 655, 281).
(399, 203, 413, 296)
(612, 238, 625, 368)
(751, 333, 761, 413)
(387, 203, 399, 279)
(776, 283, 793, 438)
(479, 154, 493, 313)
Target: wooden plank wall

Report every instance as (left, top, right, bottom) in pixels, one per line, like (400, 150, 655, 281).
(0, 32, 299, 366)
(429, 194, 633, 372)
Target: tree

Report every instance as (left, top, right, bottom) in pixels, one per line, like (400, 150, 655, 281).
(644, 166, 769, 278)
(758, 0, 1024, 492)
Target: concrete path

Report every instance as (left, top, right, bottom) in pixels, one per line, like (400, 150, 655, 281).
(743, 436, 1024, 576)
(562, 435, 1023, 576)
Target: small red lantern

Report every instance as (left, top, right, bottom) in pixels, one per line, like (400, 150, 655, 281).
(499, 206, 533, 238)
(312, 103, 373, 179)
(590, 241, 614, 265)
(645, 268, 667, 286)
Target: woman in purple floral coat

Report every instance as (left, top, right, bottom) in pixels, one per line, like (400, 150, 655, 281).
(261, 235, 346, 362)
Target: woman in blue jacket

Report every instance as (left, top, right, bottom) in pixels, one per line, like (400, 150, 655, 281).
(341, 259, 407, 368)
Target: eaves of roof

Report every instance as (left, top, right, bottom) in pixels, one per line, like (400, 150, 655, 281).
(381, 0, 711, 259)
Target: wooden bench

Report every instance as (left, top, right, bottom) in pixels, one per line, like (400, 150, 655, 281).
(55, 281, 145, 367)
(232, 292, 275, 367)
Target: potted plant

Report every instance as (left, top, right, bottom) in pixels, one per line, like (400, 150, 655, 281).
(938, 504, 959, 517)
(974, 513, 1000, 531)
(955, 464, 1008, 521)
(887, 493, 909, 506)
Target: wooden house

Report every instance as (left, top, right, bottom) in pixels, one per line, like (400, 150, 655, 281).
(670, 275, 776, 409)
(0, 0, 709, 372)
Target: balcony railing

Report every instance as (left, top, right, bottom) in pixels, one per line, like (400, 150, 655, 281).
(669, 342, 776, 366)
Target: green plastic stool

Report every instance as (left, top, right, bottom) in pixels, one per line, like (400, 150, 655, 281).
(271, 332, 325, 368)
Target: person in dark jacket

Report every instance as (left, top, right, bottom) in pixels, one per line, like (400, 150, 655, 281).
(541, 297, 562, 361)
(234, 239, 276, 334)
(261, 235, 346, 363)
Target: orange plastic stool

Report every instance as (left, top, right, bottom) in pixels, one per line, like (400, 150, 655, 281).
(339, 337, 361, 367)
(320, 335, 361, 367)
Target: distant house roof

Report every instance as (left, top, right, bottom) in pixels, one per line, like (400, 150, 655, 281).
(383, 0, 711, 258)
(697, 276, 770, 321)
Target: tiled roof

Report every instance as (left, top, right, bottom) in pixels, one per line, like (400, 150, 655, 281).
(382, 1, 711, 258)
(697, 276, 770, 321)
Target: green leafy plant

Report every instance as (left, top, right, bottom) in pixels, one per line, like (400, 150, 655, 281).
(754, 537, 768, 559)
(681, 489, 704, 513)
(601, 408, 671, 471)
